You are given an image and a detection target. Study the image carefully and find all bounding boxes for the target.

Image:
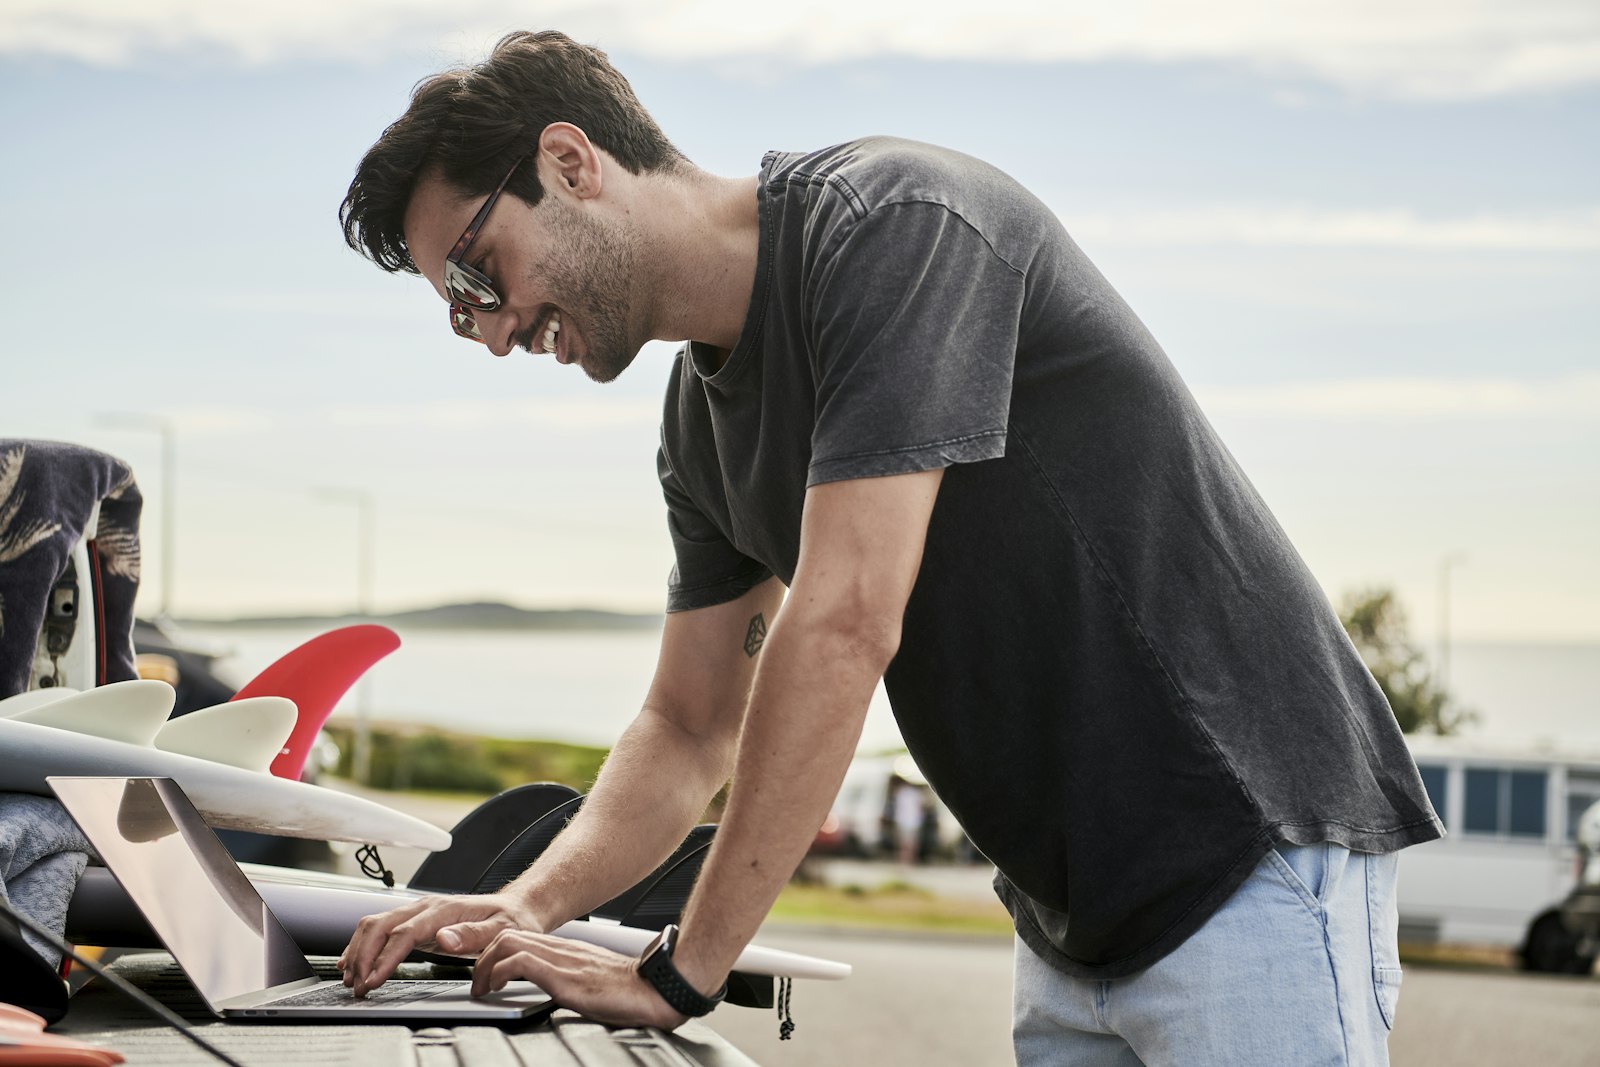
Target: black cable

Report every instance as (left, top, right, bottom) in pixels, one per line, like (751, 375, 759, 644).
(0, 896, 248, 1067)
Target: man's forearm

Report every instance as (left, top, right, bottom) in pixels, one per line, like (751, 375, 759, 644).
(503, 704, 736, 930)
(670, 606, 893, 993)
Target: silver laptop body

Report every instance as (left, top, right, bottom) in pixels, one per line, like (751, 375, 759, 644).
(51, 776, 553, 1022)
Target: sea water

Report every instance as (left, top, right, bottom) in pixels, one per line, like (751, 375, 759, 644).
(181, 624, 908, 751)
(183, 626, 1599, 753)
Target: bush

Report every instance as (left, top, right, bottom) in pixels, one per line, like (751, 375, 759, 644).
(323, 722, 609, 795)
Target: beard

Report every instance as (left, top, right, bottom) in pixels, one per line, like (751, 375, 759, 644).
(533, 198, 643, 384)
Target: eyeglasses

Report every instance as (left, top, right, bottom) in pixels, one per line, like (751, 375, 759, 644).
(444, 155, 528, 343)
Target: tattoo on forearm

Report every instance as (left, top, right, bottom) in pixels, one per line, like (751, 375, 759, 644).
(743, 612, 768, 658)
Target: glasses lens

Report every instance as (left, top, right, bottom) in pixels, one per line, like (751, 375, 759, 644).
(450, 304, 484, 342)
(444, 260, 500, 311)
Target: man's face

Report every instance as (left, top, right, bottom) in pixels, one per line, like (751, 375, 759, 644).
(403, 165, 643, 383)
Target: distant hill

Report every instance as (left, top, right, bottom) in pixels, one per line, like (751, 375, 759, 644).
(177, 600, 662, 631)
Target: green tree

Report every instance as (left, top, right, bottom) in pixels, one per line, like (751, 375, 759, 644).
(1339, 587, 1473, 735)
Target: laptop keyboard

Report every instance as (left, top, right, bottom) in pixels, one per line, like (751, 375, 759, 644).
(267, 981, 458, 1008)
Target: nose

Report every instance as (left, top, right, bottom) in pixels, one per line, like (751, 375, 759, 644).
(478, 308, 517, 358)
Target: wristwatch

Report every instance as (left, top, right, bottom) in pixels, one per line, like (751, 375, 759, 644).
(636, 923, 727, 1018)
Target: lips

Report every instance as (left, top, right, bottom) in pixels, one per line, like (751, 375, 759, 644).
(510, 306, 578, 366)
(529, 307, 574, 365)
(553, 313, 576, 366)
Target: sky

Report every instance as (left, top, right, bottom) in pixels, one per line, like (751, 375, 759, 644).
(1, 1, 1595, 643)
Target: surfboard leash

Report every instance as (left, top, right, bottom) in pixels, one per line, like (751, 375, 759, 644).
(0, 897, 248, 1067)
(777, 975, 795, 1040)
(354, 843, 395, 887)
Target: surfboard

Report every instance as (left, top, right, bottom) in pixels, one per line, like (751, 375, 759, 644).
(67, 865, 852, 981)
(0, 718, 450, 850)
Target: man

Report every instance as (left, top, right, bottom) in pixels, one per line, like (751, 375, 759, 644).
(337, 30, 1441, 1064)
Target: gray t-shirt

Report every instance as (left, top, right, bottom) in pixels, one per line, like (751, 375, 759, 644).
(657, 137, 1442, 978)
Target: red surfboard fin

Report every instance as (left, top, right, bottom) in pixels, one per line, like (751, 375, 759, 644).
(230, 625, 401, 780)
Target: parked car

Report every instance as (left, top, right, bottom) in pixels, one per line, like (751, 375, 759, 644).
(1550, 798, 1600, 972)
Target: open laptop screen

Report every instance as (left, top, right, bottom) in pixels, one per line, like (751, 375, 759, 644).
(52, 776, 315, 1008)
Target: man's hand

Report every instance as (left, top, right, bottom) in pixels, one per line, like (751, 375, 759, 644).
(338, 891, 540, 997)
(471, 931, 687, 1029)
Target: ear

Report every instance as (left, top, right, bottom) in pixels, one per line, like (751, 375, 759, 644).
(537, 122, 603, 201)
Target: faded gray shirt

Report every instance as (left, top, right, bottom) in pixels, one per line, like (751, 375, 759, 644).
(657, 137, 1442, 978)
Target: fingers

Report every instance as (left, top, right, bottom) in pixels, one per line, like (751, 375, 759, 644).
(472, 930, 575, 997)
(358, 914, 441, 996)
(471, 930, 532, 997)
(468, 931, 687, 1030)
(336, 898, 418, 971)
(339, 898, 431, 991)
(339, 896, 521, 997)
(437, 918, 508, 955)
(479, 948, 534, 998)
(484, 951, 556, 1000)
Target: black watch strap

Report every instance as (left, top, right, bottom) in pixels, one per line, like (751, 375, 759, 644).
(637, 924, 727, 1018)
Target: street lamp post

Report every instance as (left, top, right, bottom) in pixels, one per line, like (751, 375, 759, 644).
(316, 488, 377, 784)
(1438, 552, 1468, 698)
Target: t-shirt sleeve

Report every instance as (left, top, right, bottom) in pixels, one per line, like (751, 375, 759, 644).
(658, 441, 774, 613)
(806, 200, 1023, 486)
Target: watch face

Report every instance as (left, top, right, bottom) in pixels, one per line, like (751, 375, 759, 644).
(641, 923, 677, 961)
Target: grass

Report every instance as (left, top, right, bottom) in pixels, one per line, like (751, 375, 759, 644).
(1397, 941, 1517, 970)
(322, 720, 609, 795)
(768, 885, 1529, 968)
(769, 880, 1015, 937)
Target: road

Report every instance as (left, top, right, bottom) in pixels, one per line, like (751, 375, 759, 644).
(712, 927, 1600, 1066)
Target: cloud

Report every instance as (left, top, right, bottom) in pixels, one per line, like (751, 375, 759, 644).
(1195, 373, 1600, 420)
(1067, 206, 1600, 251)
(4, 0, 1597, 100)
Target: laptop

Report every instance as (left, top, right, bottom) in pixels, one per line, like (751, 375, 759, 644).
(50, 776, 555, 1022)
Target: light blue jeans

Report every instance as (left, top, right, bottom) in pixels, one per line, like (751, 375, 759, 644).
(1013, 842, 1402, 1066)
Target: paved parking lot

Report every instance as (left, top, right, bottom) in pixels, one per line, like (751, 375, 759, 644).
(715, 927, 1600, 1066)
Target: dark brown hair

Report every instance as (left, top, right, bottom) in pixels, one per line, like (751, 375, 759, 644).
(340, 30, 687, 273)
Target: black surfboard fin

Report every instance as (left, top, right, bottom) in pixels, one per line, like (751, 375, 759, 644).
(409, 782, 580, 893)
(591, 823, 716, 930)
(469, 794, 587, 895)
